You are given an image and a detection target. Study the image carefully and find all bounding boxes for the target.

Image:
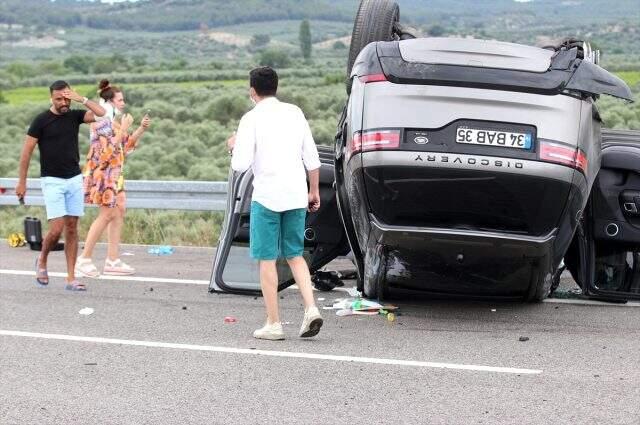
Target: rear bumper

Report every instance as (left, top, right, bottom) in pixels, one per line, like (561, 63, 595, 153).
(369, 215, 557, 297)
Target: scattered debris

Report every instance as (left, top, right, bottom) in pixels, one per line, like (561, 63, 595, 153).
(491, 309, 497, 312)
(317, 298, 325, 301)
(121, 251, 135, 256)
(327, 297, 399, 319)
(7, 232, 26, 248)
(149, 287, 154, 292)
(519, 336, 530, 342)
(147, 245, 174, 256)
(182, 306, 187, 310)
(78, 307, 94, 316)
(343, 287, 360, 297)
(336, 309, 377, 317)
(312, 270, 345, 291)
(550, 287, 584, 299)
(84, 362, 98, 366)
(338, 270, 358, 280)
(223, 316, 237, 323)
(387, 312, 396, 322)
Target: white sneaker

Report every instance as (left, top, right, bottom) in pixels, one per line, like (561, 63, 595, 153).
(299, 306, 323, 338)
(253, 322, 285, 340)
(75, 257, 100, 278)
(103, 258, 135, 276)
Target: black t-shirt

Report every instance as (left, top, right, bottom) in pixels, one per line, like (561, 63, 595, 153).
(27, 109, 86, 178)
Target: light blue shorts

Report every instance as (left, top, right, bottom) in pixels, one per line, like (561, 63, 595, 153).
(41, 174, 85, 220)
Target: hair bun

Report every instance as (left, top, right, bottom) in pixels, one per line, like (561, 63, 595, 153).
(99, 79, 111, 91)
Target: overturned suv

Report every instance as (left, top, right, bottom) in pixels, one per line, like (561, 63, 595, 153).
(211, 0, 639, 302)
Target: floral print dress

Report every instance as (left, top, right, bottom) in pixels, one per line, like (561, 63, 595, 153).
(82, 119, 135, 208)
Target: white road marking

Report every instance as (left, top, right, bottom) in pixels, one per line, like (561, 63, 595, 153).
(0, 269, 209, 286)
(2, 268, 639, 307)
(0, 330, 542, 375)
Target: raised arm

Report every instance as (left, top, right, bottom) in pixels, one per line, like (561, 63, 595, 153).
(125, 115, 151, 155)
(62, 88, 106, 122)
(15, 135, 38, 200)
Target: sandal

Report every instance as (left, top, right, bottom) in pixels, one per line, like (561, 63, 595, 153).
(64, 280, 87, 292)
(75, 257, 100, 278)
(34, 257, 49, 287)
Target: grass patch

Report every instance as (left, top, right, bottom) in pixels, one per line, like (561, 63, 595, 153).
(0, 206, 224, 247)
(615, 71, 640, 87)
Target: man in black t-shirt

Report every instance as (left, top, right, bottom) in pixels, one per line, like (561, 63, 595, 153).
(16, 80, 105, 291)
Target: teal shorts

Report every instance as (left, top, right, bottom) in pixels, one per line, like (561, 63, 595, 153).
(250, 201, 306, 260)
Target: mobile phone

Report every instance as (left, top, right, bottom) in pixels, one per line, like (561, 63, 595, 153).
(145, 109, 152, 117)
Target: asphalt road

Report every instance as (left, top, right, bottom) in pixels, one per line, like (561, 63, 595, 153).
(1, 243, 639, 424)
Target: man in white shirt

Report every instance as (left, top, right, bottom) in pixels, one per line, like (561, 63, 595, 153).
(227, 66, 323, 340)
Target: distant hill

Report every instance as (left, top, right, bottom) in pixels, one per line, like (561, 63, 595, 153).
(0, 0, 638, 32)
(0, 0, 353, 31)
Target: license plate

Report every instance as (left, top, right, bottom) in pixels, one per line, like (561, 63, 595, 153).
(456, 127, 533, 149)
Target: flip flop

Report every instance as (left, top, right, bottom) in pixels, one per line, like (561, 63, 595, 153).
(34, 257, 49, 288)
(64, 280, 87, 292)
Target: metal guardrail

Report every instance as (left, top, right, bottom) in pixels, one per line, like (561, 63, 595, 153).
(0, 178, 229, 211)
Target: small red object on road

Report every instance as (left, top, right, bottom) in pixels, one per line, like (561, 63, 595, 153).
(223, 316, 237, 324)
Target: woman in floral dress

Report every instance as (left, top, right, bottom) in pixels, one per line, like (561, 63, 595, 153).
(75, 80, 151, 277)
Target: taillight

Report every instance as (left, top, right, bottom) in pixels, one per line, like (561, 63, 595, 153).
(539, 141, 588, 174)
(358, 73, 387, 84)
(349, 129, 401, 157)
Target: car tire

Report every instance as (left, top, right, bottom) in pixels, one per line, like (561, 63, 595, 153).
(362, 245, 388, 300)
(529, 273, 553, 302)
(346, 0, 400, 93)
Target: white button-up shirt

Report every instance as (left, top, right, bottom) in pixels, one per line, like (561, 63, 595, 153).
(231, 97, 321, 212)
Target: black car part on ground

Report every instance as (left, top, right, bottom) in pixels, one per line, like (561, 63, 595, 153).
(312, 270, 345, 291)
(349, 41, 633, 101)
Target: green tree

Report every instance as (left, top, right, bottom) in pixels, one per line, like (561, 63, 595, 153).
(250, 34, 271, 49)
(299, 19, 312, 60)
(6, 62, 36, 80)
(0, 90, 6, 104)
(93, 57, 117, 74)
(38, 60, 65, 75)
(63, 55, 92, 74)
(332, 40, 347, 50)
(132, 55, 148, 68)
(258, 49, 291, 68)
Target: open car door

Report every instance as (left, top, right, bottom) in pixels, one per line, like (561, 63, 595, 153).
(566, 129, 640, 301)
(209, 146, 350, 295)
